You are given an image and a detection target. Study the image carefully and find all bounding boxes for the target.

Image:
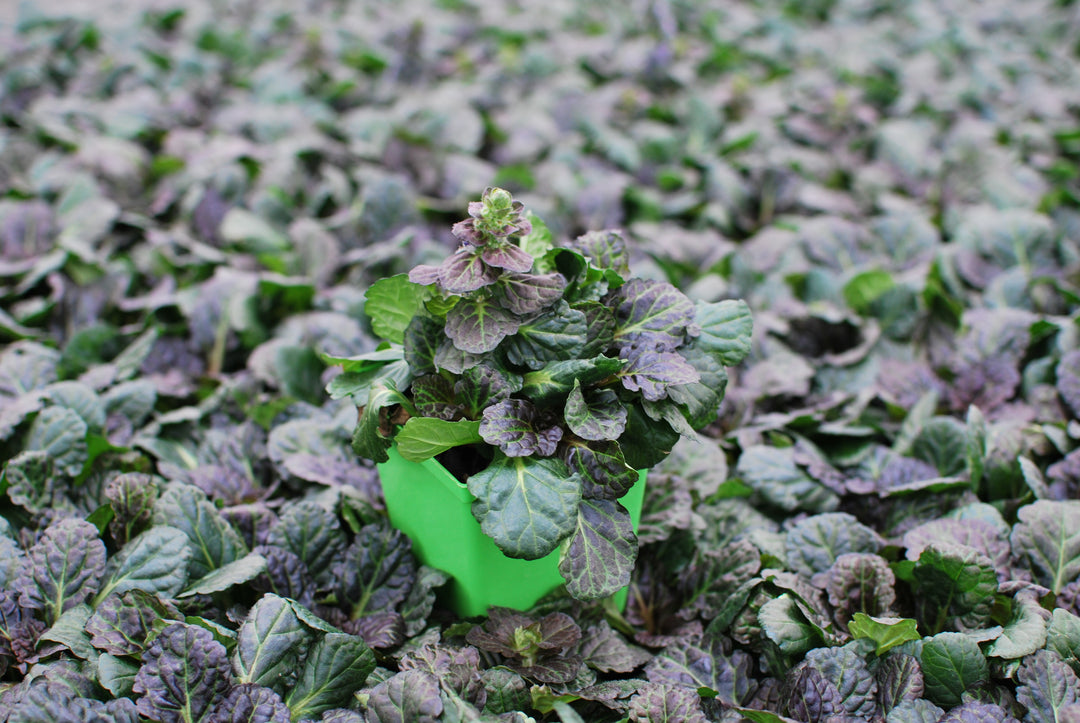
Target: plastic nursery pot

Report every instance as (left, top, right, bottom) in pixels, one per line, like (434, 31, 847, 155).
(377, 445, 647, 618)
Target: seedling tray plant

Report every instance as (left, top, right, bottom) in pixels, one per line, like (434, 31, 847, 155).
(339, 187, 752, 609)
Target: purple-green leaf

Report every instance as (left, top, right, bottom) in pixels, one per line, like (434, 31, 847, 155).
(133, 622, 233, 723)
(558, 497, 637, 599)
(438, 250, 498, 293)
(445, 298, 521, 354)
(498, 272, 566, 315)
(609, 279, 695, 351)
(482, 242, 534, 272)
(565, 381, 627, 441)
(479, 399, 563, 457)
(15, 518, 106, 625)
(617, 345, 700, 402)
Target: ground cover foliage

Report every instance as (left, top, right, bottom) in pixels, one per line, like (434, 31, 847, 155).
(2, 0, 1080, 720)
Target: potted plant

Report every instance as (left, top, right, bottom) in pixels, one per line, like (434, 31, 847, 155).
(336, 187, 752, 615)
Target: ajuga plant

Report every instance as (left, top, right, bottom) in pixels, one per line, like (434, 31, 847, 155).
(341, 187, 752, 599)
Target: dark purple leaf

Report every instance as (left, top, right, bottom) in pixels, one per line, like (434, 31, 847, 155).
(86, 590, 184, 656)
(411, 373, 463, 420)
(784, 666, 844, 722)
(466, 609, 582, 682)
(251, 545, 316, 607)
(479, 399, 563, 457)
(811, 553, 896, 628)
(875, 652, 924, 714)
(569, 230, 630, 278)
(455, 364, 519, 418)
(403, 315, 443, 375)
(364, 669, 443, 723)
(645, 634, 754, 705)
(399, 644, 485, 706)
(105, 473, 159, 544)
(15, 518, 106, 624)
(331, 522, 416, 618)
(679, 540, 762, 622)
(349, 612, 404, 649)
(265, 502, 346, 587)
(1058, 351, 1080, 419)
(938, 700, 1020, 723)
(133, 623, 233, 723)
(579, 620, 652, 673)
(209, 684, 291, 723)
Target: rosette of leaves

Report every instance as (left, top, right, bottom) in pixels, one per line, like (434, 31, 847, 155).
(344, 187, 753, 600)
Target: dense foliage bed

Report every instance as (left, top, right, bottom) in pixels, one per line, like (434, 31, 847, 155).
(2, 0, 1080, 720)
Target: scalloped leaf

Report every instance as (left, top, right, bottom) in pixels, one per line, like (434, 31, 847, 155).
(445, 297, 521, 354)
(152, 483, 248, 581)
(497, 272, 566, 315)
(565, 381, 627, 441)
(1011, 500, 1080, 595)
(438, 250, 498, 293)
(609, 279, 695, 351)
(694, 300, 753, 366)
(233, 594, 310, 693)
(403, 315, 444, 376)
(565, 441, 638, 499)
(285, 633, 376, 719)
(482, 241, 534, 272)
(15, 518, 106, 624)
(617, 345, 699, 402)
(569, 230, 630, 278)
(364, 274, 429, 344)
(468, 454, 581, 560)
(97, 526, 192, 601)
(558, 498, 637, 600)
(503, 301, 588, 370)
(479, 399, 563, 457)
(133, 623, 233, 723)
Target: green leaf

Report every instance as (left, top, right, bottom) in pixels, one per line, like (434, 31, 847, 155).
(3, 450, 56, 513)
(912, 543, 997, 634)
(25, 406, 88, 477)
(758, 593, 824, 656)
(1047, 608, 1080, 675)
(180, 552, 268, 598)
(558, 498, 637, 600)
(784, 512, 882, 577)
(503, 301, 588, 370)
(395, 418, 482, 462)
(152, 483, 248, 580)
(352, 382, 412, 464)
(910, 417, 968, 477)
(920, 632, 988, 707)
(1010, 500, 1080, 595)
(965, 406, 987, 490)
(285, 633, 376, 719)
(96, 526, 192, 602)
(986, 593, 1048, 659)
(618, 402, 682, 470)
(39, 603, 96, 660)
(848, 614, 920, 655)
(520, 357, 625, 403)
(843, 269, 895, 314)
(233, 594, 311, 693)
(98, 653, 140, 697)
(365, 274, 430, 344)
(734, 445, 838, 513)
(693, 299, 753, 366)
(468, 454, 581, 559)
(564, 381, 627, 441)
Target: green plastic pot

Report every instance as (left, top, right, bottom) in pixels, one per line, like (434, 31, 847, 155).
(377, 446, 647, 618)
